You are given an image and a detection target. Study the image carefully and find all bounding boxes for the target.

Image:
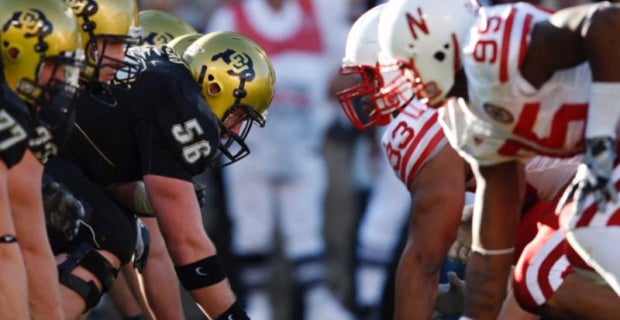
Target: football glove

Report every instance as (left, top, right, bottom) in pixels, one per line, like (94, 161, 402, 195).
(42, 176, 85, 241)
(558, 137, 618, 214)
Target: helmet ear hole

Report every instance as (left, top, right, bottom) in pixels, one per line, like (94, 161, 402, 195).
(208, 82, 221, 96)
(434, 51, 445, 61)
(7, 47, 20, 60)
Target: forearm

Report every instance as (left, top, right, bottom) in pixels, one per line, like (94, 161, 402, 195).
(0, 170, 29, 319)
(394, 243, 440, 320)
(144, 175, 245, 319)
(465, 162, 523, 320)
(9, 152, 64, 319)
(140, 218, 184, 319)
(464, 252, 515, 320)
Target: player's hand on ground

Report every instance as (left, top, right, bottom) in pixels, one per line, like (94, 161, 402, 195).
(448, 210, 472, 263)
(435, 271, 466, 316)
(558, 137, 618, 214)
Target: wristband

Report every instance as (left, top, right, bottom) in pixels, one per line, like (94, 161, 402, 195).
(214, 301, 249, 320)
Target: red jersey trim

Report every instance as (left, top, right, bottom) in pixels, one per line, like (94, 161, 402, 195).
(229, 0, 323, 56)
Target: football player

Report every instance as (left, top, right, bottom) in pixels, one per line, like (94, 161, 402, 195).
(337, 5, 467, 319)
(50, 28, 275, 320)
(106, 10, 200, 320)
(512, 157, 620, 319)
(42, 0, 146, 318)
(0, 0, 84, 318)
(342, 2, 620, 319)
(378, 0, 620, 319)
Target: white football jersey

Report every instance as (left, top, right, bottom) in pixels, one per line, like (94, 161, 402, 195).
(441, 3, 593, 166)
(381, 100, 447, 186)
(524, 155, 581, 201)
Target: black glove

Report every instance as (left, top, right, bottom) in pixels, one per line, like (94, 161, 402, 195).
(133, 218, 150, 273)
(557, 137, 618, 214)
(42, 177, 85, 241)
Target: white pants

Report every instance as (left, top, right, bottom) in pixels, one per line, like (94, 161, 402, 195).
(223, 142, 327, 259)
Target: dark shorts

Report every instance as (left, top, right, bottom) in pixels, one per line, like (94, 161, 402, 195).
(45, 157, 137, 264)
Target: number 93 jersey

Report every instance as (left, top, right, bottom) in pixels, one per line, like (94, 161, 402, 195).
(442, 3, 594, 166)
(63, 45, 220, 186)
(381, 100, 447, 187)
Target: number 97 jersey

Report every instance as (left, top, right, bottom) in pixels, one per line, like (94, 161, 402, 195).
(381, 100, 448, 187)
(443, 3, 593, 166)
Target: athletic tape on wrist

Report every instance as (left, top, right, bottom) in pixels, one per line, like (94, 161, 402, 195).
(471, 245, 514, 256)
(175, 255, 227, 291)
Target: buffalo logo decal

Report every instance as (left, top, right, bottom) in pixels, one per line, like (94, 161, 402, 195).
(2, 9, 53, 58)
(65, 0, 98, 18)
(143, 32, 175, 46)
(212, 48, 255, 82)
(66, 0, 98, 33)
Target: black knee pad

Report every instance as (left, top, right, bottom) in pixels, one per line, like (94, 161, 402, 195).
(58, 241, 119, 311)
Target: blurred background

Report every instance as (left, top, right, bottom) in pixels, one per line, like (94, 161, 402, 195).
(88, 1, 614, 320)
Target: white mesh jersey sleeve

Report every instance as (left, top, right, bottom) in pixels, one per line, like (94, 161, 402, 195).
(524, 155, 581, 201)
(381, 100, 448, 187)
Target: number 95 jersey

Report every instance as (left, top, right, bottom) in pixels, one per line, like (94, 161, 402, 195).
(381, 100, 447, 187)
(63, 45, 220, 186)
(442, 3, 595, 166)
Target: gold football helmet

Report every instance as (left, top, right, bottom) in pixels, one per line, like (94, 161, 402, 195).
(167, 33, 202, 57)
(0, 0, 83, 107)
(64, 0, 141, 88)
(140, 10, 196, 46)
(183, 31, 276, 165)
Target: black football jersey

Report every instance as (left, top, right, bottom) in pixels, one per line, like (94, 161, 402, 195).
(0, 71, 31, 168)
(61, 45, 220, 186)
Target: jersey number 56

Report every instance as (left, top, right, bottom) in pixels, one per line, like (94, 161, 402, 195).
(171, 118, 212, 164)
